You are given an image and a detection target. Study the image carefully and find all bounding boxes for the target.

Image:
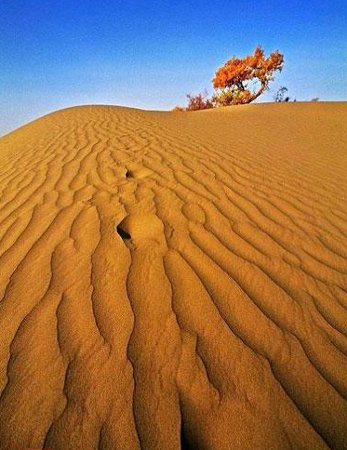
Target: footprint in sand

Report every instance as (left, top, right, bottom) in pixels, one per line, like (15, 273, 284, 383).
(125, 166, 153, 179)
(116, 212, 164, 247)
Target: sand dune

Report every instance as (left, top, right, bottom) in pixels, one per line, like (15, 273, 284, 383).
(0, 102, 347, 449)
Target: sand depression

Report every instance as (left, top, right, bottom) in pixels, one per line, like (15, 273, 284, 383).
(0, 103, 347, 449)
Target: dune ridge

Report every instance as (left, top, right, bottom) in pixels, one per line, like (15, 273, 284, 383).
(0, 103, 347, 449)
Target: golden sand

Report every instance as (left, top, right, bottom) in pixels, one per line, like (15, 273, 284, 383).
(0, 103, 346, 449)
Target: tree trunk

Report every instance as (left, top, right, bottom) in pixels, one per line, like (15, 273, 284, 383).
(247, 82, 267, 103)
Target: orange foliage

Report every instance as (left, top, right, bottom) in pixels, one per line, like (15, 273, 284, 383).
(212, 46, 284, 105)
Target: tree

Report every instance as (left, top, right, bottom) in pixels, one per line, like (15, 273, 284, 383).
(212, 46, 284, 106)
(274, 86, 290, 102)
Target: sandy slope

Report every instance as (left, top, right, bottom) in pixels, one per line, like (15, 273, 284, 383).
(0, 102, 347, 450)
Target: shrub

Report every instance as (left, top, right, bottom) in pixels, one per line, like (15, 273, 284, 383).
(186, 91, 214, 111)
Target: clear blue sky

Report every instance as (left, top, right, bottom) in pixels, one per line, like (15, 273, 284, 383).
(1, 0, 346, 135)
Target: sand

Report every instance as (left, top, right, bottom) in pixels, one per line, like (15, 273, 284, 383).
(0, 102, 346, 449)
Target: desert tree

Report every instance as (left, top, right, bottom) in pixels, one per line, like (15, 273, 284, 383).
(274, 86, 290, 102)
(212, 46, 284, 106)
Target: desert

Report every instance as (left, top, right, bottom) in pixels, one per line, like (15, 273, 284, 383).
(0, 102, 346, 449)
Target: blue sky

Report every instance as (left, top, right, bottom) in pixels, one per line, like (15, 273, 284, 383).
(0, 0, 346, 135)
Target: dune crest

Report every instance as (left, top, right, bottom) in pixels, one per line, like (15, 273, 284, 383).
(0, 103, 347, 449)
